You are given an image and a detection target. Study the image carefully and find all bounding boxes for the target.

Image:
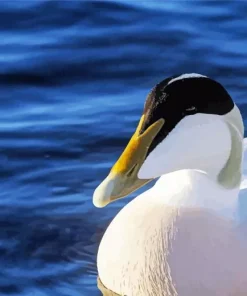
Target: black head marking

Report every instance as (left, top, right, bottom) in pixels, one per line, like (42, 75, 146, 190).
(140, 74, 234, 155)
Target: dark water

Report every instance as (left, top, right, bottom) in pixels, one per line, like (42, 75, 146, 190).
(1, 1, 247, 295)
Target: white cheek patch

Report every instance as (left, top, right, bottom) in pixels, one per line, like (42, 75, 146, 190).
(138, 113, 231, 180)
(168, 73, 207, 85)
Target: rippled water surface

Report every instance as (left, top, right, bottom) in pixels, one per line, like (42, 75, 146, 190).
(1, 1, 247, 295)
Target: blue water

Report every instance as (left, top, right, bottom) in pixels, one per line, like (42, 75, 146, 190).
(1, 1, 247, 295)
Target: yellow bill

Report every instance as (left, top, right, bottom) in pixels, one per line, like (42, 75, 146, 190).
(93, 115, 164, 207)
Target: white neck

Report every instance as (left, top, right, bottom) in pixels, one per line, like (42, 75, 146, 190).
(151, 169, 240, 220)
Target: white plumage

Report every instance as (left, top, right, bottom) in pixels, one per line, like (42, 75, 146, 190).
(94, 82, 247, 295)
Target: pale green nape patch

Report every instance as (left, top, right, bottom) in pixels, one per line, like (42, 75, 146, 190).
(218, 106, 244, 189)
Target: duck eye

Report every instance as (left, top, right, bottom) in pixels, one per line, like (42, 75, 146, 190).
(185, 106, 197, 114)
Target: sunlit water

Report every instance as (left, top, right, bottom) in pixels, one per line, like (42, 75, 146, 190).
(1, 1, 247, 295)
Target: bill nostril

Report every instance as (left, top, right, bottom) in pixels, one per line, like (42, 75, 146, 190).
(126, 163, 138, 177)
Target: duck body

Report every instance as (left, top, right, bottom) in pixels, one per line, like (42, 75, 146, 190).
(93, 74, 247, 295)
(98, 169, 247, 296)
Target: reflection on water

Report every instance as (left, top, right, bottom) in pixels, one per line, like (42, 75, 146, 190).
(97, 277, 120, 296)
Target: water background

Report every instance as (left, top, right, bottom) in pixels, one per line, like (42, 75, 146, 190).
(1, 1, 247, 295)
